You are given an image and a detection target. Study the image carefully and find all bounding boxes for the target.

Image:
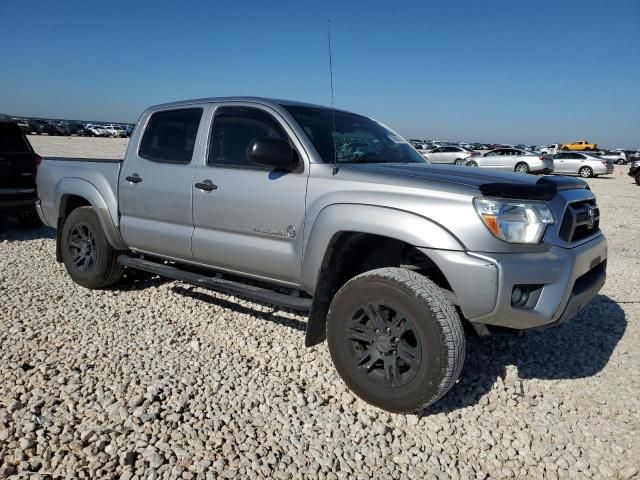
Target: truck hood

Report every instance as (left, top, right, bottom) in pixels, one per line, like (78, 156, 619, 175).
(345, 163, 588, 200)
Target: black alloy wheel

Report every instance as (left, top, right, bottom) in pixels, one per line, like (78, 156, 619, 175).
(347, 303, 421, 388)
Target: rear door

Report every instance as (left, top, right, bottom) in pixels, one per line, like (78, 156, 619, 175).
(0, 123, 38, 203)
(553, 153, 570, 173)
(119, 107, 205, 260)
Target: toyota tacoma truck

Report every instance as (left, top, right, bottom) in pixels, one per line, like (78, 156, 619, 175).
(36, 97, 607, 413)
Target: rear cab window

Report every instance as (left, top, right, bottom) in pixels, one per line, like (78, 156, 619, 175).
(139, 108, 203, 164)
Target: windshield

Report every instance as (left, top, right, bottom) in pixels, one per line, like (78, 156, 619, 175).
(283, 105, 427, 164)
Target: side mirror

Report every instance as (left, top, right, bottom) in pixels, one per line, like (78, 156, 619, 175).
(248, 138, 297, 169)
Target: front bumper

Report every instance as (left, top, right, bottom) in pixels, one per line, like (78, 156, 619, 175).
(423, 234, 607, 330)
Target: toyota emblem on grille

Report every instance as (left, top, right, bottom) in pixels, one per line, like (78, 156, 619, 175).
(586, 206, 596, 228)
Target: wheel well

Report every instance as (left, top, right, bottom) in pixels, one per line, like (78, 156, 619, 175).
(55, 195, 91, 262)
(305, 232, 452, 347)
(60, 194, 91, 219)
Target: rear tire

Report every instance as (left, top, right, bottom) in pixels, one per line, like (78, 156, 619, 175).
(327, 267, 465, 413)
(515, 162, 530, 174)
(635, 173, 640, 186)
(454, 158, 465, 166)
(61, 206, 123, 289)
(579, 166, 593, 178)
(617, 159, 625, 165)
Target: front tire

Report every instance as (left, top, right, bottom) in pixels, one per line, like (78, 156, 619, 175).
(61, 206, 123, 289)
(579, 166, 593, 178)
(454, 158, 465, 166)
(327, 268, 465, 413)
(466, 160, 478, 167)
(635, 173, 640, 186)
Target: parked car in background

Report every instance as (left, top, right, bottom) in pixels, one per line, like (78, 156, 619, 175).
(598, 150, 628, 165)
(628, 160, 640, 185)
(16, 120, 32, 135)
(465, 148, 554, 174)
(30, 120, 61, 136)
(561, 140, 597, 151)
(55, 123, 73, 136)
(424, 146, 478, 165)
(539, 144, 561, 155)
(85, 124, 108, 137)
(552, 152, 613, 178)
(0, 121, 41, 228)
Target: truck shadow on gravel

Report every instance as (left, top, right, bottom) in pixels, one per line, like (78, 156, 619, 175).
(170, 285, 307, 332)
(424, 294, 626, 414)
(0, 220, 55, 241)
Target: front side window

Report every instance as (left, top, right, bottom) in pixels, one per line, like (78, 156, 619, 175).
(208, 107, 289, 167)
(283, 105, 426, 164)
(139, 108, 203, 164)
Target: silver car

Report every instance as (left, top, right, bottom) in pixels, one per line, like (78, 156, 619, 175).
(465, 148, 554, 174)
(552, 152, 614, 177)
(424, 146, 478, 165)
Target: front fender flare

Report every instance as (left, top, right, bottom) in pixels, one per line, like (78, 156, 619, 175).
(301, 203, 464, 293)
(55, 177, 126, 250)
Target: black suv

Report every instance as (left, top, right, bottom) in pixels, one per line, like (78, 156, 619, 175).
(0, 122, 42, 228)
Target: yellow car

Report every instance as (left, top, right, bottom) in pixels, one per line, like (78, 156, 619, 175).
(561, 140, 598, 151)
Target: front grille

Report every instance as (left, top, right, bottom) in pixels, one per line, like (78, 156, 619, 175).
(559, 199, 600, 243)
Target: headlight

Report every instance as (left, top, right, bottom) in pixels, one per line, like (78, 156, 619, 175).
(473, 197, 555, 244)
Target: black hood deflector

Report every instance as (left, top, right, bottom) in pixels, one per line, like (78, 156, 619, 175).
(479, 176, 589, 201)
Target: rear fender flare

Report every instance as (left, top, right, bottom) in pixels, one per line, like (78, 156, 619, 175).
(55, 178, 126, 250)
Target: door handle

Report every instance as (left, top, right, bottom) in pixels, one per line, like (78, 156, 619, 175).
(126, 174, 142, 184)
(195, 180, 217, 192)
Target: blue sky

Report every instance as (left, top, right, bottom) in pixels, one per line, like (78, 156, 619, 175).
(1, 0, 639, 147)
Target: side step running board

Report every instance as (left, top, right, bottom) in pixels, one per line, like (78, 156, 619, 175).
(118, 255, 311, 312)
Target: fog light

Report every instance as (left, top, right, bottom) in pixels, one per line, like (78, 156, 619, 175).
(511, 284, 544, 309)
(511, 287, 528, 306)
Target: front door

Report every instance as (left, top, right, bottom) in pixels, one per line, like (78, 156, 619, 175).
(553, 153, 569, 173)
(120, 107, 205, 260)
(191, 105, 309, 285)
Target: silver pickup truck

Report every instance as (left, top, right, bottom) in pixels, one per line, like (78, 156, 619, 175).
(36, 97, 607, 413)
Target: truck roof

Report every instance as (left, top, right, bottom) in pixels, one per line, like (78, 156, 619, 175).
(150, 96, 352, 114)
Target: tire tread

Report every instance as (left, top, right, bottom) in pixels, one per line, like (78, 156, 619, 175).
(336, 267, 465, 412)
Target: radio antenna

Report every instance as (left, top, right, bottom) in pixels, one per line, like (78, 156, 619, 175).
(327, 19, 339, 175)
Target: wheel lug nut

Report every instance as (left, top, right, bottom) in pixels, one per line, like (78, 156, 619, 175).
(393, 338, 398, 343)
(385, 327, 390, 333)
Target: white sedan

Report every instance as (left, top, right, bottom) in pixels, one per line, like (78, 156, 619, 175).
(464, 148, 554, 174)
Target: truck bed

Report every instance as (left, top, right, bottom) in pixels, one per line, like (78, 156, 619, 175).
(36, 156, 123, 229)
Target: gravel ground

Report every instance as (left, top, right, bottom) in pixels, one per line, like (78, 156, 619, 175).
(1, 137, 639, 479)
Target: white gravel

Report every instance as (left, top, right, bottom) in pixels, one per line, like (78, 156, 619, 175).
(1, 137, 639, 479)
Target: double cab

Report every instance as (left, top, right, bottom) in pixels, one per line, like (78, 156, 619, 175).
(36, 97, 607, 413)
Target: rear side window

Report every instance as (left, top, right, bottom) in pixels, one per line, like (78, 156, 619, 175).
(0, 123, 30, 153)
(139, 108, 203, 164)
(208, 107, 288, 168)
